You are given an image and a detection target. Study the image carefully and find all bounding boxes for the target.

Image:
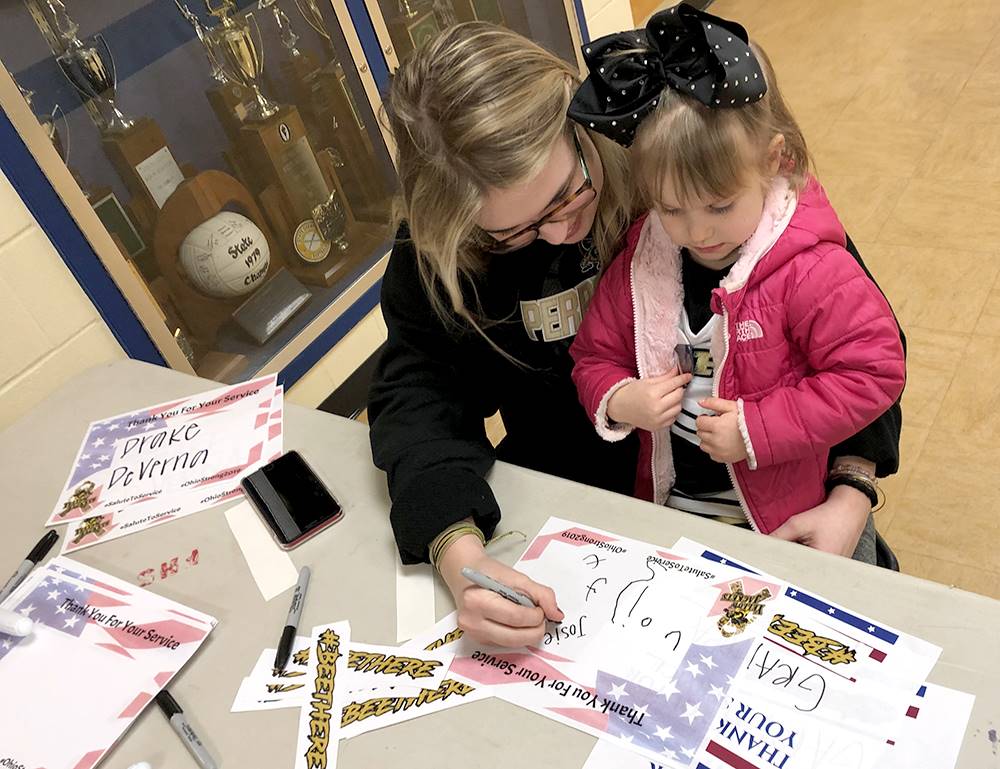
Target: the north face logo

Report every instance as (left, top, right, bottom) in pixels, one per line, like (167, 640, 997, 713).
(735, 320, 764, 342)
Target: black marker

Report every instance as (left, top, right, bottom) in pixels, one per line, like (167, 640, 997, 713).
(155, 690, 217, 769)
(0, 530, 59, 603)
(275, 566, 311, 671)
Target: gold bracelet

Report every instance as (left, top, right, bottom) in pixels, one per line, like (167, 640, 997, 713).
(429, 522, 485, 571)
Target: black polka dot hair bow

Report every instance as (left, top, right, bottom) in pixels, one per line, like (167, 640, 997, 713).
(568, 2, 767, 146)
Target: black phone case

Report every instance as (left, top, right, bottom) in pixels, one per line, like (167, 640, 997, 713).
(240, 467, 303, 544)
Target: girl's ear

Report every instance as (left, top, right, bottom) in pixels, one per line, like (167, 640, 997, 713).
(767, 133, 786, 176)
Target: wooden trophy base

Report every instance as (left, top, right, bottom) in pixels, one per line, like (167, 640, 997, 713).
(257, 149, 358, 288)
(206, 81, 256, 145)
(152, 170, 288, 347)
(102, 117, 182, 212)
(103, 117, 193, 248)
(307, 63, 387, 221)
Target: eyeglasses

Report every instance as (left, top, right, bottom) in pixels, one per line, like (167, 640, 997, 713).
(485, 129, 597, 254)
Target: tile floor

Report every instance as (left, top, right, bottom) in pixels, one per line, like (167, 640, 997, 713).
(628, 0, 1000, 598)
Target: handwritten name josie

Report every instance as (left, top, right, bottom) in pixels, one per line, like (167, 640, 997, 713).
(60, 597, 183, 650)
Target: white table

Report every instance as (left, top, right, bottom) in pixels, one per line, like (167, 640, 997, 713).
(1, 361, 997, 768)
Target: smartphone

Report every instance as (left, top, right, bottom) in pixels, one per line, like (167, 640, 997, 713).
(240, 451, 344, 549)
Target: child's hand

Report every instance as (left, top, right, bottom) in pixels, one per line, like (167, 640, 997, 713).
(606, 370, 692, 431)
(696, 398, 748, 463)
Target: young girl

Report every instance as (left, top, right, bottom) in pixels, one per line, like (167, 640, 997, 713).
(569, 4, 906, 555)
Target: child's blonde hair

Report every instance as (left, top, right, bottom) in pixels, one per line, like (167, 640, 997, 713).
(631, 41, 811, 210)
(383, 22, 633, 330)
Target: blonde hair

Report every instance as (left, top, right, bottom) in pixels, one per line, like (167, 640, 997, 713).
(631, 40, 811, 210)
(383, 23, 633, 329)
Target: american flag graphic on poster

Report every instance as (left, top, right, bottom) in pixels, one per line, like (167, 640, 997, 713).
(0, 560, 213, 662)
(59, 386, 284, 555)
(597, 639, 754, 765)
(0, 558, 216, 769)
(47, 375, 278, 526)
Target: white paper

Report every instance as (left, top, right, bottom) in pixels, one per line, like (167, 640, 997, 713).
(667, 538, 942, 769)
(294, 621, 351, 769)
(407, 519, 941, 769)
(135, 146, 184, 208)
(878, 682, 975, 769)
(582, 683, 976, 769)
(224, 501, 298, 601)
(60, 386, 283, 554)
(231, 636, 453, 717)
(49, 375, 280, 527)
(394, 554, 435, 642)
(0, 557, 215, 769)
(231, 634, 312, 712)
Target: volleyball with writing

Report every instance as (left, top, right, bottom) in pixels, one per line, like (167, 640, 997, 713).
(179, 212, 270, 298)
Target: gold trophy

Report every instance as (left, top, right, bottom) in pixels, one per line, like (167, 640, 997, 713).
(177, 0, 256, 162)
(203, 0, 351, 281)
(258, 0, 381, 221)
(205, 0, 279, 120)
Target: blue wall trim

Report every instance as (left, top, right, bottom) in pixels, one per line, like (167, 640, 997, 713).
(344, 0, 391, 93)
(573, 0, 590, 43)
(278, 278, 382, 388)
(0, 107, 164, 365)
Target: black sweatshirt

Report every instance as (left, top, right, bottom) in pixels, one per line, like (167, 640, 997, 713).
(368, 225, 904, 564)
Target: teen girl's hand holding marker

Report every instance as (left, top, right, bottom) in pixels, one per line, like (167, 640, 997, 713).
(570, 4, 905, 557)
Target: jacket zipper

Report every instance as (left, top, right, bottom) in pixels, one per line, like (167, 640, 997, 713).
(629, 261, 660, 503)
(713, 301, 761, 533)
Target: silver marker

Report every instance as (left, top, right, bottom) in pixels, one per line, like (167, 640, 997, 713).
(461, 567, 537, 608)
(155, 690, 217, 769)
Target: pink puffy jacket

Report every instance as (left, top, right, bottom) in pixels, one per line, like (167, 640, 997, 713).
(570, 177, 906, 533)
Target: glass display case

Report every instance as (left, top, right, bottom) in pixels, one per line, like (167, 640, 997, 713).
(0, 0, 586, 385)
(364, 0, 584, 71)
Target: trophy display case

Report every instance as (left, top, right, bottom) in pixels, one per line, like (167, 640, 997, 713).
(365, 0, 585, 71)
(0, 0, 398, 383)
